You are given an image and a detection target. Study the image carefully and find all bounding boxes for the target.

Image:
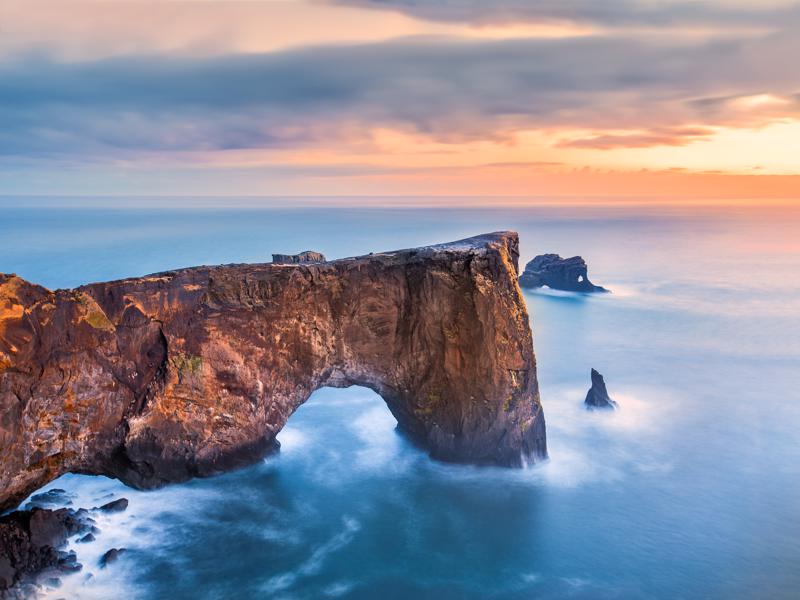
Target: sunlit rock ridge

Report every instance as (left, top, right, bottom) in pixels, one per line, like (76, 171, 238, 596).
(0, 232, 546, 511)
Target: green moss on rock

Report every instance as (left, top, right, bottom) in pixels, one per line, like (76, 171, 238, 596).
(170, 353, 203, 381)
(85, 310, 114, 331)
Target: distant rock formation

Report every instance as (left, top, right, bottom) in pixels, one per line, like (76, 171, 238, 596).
(519, 254, 608, 293)
(584, 369, 617, 410)
(0, 231, 546, 515)
(271, 250, 326, 264)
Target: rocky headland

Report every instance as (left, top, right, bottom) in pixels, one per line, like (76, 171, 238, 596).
(519, 254, 608, 293)
(0, 231, 546, 516)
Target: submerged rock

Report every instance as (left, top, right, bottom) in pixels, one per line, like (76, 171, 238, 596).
(0, 508, 89, 594)
(0, 231, 546, 514)
(57, 551, 82, 574)
(271, 250, 326, 264)
(26, 489, 72, 510)
(519, 254, 608, 293)
(99, 548, 126, 568)
(584, 369, 618, 410)
(96, 498, 128, 513)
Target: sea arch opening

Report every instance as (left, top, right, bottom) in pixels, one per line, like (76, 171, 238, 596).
(275, 386, 413, 470)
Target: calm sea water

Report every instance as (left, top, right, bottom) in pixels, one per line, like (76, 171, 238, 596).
(2, 199, 799, 599)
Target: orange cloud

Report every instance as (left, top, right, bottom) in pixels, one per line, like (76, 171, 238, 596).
(558, 127, 717, 149)
(319, 164, 800, 200)
(2, 0, 799, 201)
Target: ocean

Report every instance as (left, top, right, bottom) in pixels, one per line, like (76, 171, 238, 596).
(2, 198, 799, 599)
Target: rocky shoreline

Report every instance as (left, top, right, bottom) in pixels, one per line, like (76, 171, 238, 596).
(0, 491, 133, 599)
(0, 506, 88, 597)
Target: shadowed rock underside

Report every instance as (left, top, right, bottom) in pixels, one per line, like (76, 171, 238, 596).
(0, 232, 546, 512)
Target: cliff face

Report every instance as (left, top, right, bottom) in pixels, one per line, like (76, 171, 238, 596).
(0, 232, 546, 512)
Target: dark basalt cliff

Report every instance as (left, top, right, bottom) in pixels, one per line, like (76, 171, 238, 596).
(0, 232, 546, 512)
(519, 254, 608, 293)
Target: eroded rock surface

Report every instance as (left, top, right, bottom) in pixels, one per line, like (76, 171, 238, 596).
(0, 231, 546, 513)
(519, 254, 608, 293)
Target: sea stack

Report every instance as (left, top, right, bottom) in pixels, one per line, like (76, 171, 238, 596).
(519, 254, 608, 293)
(584, 369, 617, 410)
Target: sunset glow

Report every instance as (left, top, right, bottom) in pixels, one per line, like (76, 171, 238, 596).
(2, 0, 799, 200)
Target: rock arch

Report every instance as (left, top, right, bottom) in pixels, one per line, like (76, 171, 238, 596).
(0, 232, 546, 511)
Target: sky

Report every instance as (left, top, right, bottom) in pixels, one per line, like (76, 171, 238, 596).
(1, 0, 799, 200)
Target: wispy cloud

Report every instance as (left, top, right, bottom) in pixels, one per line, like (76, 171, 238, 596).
(330, 0, 800, 28)
(1, 29, 798, 160)
(559, 127, 717, 149)
(0, 0, 798, 196)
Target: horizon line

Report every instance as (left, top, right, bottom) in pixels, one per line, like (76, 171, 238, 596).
(1, 194, 798, 209)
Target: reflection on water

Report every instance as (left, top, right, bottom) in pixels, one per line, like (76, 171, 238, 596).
(2, 200, 798, 599)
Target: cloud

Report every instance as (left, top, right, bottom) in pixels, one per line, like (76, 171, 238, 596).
(559, 127, 717, 149)
(0, 25, 798, 161)
(329, 0, 800, 28)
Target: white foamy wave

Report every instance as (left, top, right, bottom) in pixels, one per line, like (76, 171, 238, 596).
(323, 580, 356, 597)
(34, 473, 226, 600)
(526, 383, 677, 488)
(525, 287, 589, 299)
(598, 282, 639, 298)
(261, 517, 361, 595)
(563, 576, 592, 588)
(277, 426, 310, 451)
(523, 284, 624, 300)
(350, 405, 409, 470)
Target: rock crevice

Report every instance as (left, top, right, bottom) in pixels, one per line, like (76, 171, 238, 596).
(0, 232, 546, 512)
